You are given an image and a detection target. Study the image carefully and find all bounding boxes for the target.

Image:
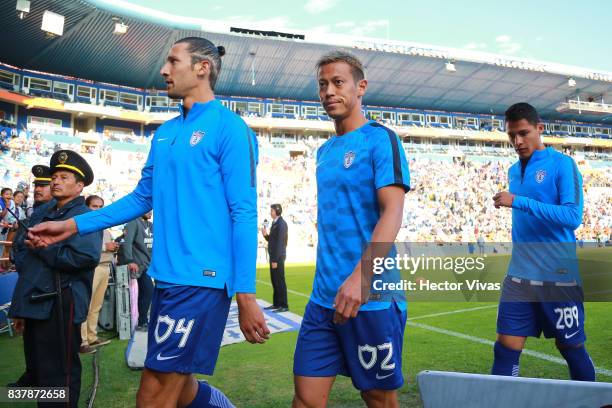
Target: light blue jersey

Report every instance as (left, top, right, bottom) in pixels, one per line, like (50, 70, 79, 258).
(312, 121, 410, 311)
(76, 99, 258, 295)
(507, 147, 583, 282)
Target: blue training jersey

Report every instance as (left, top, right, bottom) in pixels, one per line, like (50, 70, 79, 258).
(75, 99, 258, 296)
(312, 120, 410, 311)
(507, 147, 583, 282)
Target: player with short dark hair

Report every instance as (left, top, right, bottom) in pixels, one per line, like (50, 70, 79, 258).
(293, 51, 410, 408)
(491, 102, 595, 381)
(27, 37, 268, 408)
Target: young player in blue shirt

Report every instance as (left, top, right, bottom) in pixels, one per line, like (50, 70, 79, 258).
(491, 102, 595, 381)
(292, 51, 410, 408)
(27, 37, 269, 407)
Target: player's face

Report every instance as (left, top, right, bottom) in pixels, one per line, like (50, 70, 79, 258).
(160, 43, 203, 99)
(33, 184, 52, 204)
(51, 171, 83, 202)
(506, 119, 545, 160)
(318, 62, 366, 120)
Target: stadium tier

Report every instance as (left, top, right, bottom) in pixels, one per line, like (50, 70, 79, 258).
(2, 62, 612, 141)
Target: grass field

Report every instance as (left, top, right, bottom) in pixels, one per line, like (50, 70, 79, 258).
(1, 248, 611, 407)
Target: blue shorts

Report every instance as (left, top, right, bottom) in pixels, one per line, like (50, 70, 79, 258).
(294, 301, 407, 391)
(145, 286, 231, 375)
(497, 276, 586, 346)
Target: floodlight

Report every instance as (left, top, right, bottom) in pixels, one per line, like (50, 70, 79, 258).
(114, 22, 128, 35)
(16, 0, 30, 19)
(41, 10, 64, 36)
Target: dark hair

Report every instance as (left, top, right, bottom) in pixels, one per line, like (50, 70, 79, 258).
(505, 102, 540, 126)
(316, 50, 365, 83)
(174, 37, 225, 91)
(1, 188, 12, 195)
(271, 203, 283, 216)
(85, 195, 104, 207)
(13, 190, 24, 198)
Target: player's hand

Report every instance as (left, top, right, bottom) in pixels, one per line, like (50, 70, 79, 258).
(26, 219, 78, 248)
(127, 263, 139, 272)
(237, 293, 270, 344)
(12, 318, 24, 334)
(493, 191, 515, 209)
(271, 262, 278, 269)
(333, 270, 365, 325)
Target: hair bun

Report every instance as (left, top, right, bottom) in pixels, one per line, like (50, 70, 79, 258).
(217, 46, 226, 57)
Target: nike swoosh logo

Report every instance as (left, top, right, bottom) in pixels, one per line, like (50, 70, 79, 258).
(375, 372, 394, 380)
(156, 353, 180, 361)
(564, 330, 580, 339)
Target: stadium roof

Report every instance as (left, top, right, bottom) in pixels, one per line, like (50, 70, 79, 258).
(2, 0, 612, 123)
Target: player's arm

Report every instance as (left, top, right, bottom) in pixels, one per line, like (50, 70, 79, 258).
(219, 120, 269, 343)
(27, 140, 156, 248)
(334, 127, 410, 324)
(494, 157, 583, 229)
(334, 186, 405, 324)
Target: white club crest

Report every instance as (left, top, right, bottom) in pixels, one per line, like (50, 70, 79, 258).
(190, 130, 205, 146)
(344, 151, 356, 168)
(535, 169, 546, 183)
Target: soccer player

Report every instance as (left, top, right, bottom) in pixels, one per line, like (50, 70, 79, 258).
(27, 37, 269, 407)
(491, 102, 595, 381)
(292, 51, 410, 408)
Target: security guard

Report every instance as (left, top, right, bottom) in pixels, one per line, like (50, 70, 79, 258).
(10, 150, 102, 407)
(8, 165, 56, 388)
(26, 164, 55, 219)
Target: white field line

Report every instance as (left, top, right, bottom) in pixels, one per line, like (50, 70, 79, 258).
(407, 305, 498, 321)
(255, 280, 612, 377)
(407, 321, 612, 378)
(256, 279, 310, 298)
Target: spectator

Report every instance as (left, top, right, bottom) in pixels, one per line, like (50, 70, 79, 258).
(79, 195, 118, 354)
(118, 211, 154, 330)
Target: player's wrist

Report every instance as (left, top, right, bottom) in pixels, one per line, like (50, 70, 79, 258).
(67, 218, 78, 235)
(236, 293, 256, 305)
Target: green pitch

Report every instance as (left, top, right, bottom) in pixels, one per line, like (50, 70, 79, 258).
(1, 248, 610, 407)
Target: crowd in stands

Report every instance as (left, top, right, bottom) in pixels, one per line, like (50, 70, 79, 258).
(1, 133, 610, 264)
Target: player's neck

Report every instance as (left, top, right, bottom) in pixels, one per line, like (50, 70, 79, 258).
(333, 112, 368, 136)
(182, 88, 215, 116)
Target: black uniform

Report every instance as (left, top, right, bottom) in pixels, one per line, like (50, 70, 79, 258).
(9, 151, 101, 407)
(264, 216, 289, 309)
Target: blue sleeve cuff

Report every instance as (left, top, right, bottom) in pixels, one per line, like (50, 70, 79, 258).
(512, 195, 527, 210)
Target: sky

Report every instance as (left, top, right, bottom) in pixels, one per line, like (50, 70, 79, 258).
(124, 0, 612, 72)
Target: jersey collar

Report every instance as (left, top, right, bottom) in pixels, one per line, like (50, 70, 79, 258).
(178, 99, 219, 121)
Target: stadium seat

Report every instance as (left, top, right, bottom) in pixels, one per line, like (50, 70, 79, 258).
(0, 271, 18, 337)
